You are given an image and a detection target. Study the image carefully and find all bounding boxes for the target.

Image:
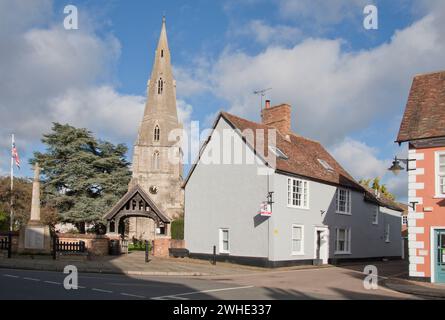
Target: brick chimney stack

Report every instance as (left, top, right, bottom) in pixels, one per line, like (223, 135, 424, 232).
(261, 100, 292, 136)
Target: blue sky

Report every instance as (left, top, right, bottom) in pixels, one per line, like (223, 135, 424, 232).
(1, 0, 445, 201)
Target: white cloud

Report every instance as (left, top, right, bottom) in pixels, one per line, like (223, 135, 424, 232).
(49, 86, 145, 142)
(177, 99, 193, 129)
(330, 137, 408, 201)
(174, 65, 211, 97)
(233, 20, 302, 45)
(0, 1, 142, 174)
(185, 8, 445, 146)
(330, 138, 388, 180)
(0, 25, 121, 140)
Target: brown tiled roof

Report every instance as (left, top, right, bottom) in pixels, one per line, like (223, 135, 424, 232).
(184, 111, 403, 212)
(397, 71, 445, 143)
(220, 112, 364, 191)
(397, 202, 409, 215)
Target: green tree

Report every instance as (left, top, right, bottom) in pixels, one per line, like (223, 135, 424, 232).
(30, 123, 131, 233)
(0, 211, 8, 231)
(0, 176, 58, 230)
(359, 177, 396, 201)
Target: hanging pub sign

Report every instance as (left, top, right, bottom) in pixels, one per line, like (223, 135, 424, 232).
(259, 201, 272, 217)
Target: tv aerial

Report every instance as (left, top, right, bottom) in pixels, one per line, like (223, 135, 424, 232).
(254, 88, 272, 109)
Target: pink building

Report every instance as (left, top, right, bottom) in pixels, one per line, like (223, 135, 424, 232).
(396, 71, 445, 283)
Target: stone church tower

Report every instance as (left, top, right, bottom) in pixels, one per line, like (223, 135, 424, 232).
(128, 17, 184, 240)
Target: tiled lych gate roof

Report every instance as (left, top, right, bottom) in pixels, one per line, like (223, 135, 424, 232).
(397, 71, 445, 143)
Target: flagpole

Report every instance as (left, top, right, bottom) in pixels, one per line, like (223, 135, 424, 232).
(10, 134, 14, 232)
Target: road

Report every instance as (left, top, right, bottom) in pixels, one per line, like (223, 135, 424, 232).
(0, 262, 421, 300)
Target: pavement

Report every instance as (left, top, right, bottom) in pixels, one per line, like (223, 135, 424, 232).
(338, 262, 445, 299)
(383, 278, 445, 298)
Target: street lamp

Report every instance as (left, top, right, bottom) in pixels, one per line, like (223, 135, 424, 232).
(388, 156, 416, 175)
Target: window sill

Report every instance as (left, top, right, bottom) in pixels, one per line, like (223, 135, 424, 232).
(336, 211, 352, 216)
(287, 205, 310, 210)
(433, 195, 445, 199)
(372, 222, 379, 226)
(334, 252, 352, 255)
(291, 252, 305, 256)
(219, 252, 230, 255)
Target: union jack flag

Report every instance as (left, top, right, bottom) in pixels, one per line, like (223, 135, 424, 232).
(12, 141, 20, 170)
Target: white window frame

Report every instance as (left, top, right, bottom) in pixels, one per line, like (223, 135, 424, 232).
(269, 146, 288, 160)
(372, 206, 379, 225)
(335, 228, 351, 254)
(291, 224, 304, 255)
(385, 224, 391, 243)
(318, 158, 334, 171)
(219, 228, 230, 254)
(336, 188, 352, 215)
(435, 151, 445, 198)
(402, 215, 408, 226)
(287, 178, 309, 209)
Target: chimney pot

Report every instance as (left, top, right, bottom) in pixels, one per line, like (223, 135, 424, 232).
(265, 100, 271, 109)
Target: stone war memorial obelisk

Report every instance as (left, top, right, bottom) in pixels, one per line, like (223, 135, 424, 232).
(18, 163, 51, 254)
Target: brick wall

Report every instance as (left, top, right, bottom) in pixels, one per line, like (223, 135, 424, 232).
(261, 103, 291, 135)
(153, 238, 170, 257)
(170, 239, 185, 249)
(58, 234, 109, 256)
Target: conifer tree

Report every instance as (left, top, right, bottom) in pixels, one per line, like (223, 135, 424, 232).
(31, 123, 131, 233)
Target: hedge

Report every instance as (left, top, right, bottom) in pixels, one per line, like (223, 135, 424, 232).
(171, 219, 184, 240)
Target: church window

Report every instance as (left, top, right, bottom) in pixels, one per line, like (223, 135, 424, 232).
(154, 125, 160, 141)
(161, 49, 164, 58)
(153, 151, 160, 170)
(158, 78, 163, 94)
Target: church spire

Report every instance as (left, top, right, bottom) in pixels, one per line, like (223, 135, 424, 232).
(157, 15, 169, 55)
(137, 16, 180, 145)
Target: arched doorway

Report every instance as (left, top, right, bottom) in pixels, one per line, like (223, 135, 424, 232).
(103, 185, 171, 241)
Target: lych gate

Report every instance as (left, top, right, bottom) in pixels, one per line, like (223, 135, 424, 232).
(103, 185, 171, 238)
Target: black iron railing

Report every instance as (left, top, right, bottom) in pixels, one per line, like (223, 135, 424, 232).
(0, 233, 12, 258)
(52, 238, 86, 259)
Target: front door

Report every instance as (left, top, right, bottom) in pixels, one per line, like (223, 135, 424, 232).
(315, 227, 329, 264)
(434, 229, 445, 283)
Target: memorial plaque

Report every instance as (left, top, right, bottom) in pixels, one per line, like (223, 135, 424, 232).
(25, 227, 45, 249)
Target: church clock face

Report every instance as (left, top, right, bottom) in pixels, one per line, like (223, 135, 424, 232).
(149, 185, 159, 195)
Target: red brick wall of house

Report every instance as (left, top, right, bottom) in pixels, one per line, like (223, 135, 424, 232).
(411, 146, 445, 278)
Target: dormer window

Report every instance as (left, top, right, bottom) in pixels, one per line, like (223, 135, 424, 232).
(318, 159, 334, 172)
(269, 146, 288, 160)
(157, 78, 163, 94)
(154, 125, 160, 142)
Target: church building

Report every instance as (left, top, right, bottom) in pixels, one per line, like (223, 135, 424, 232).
(104, 17, 184, 241)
